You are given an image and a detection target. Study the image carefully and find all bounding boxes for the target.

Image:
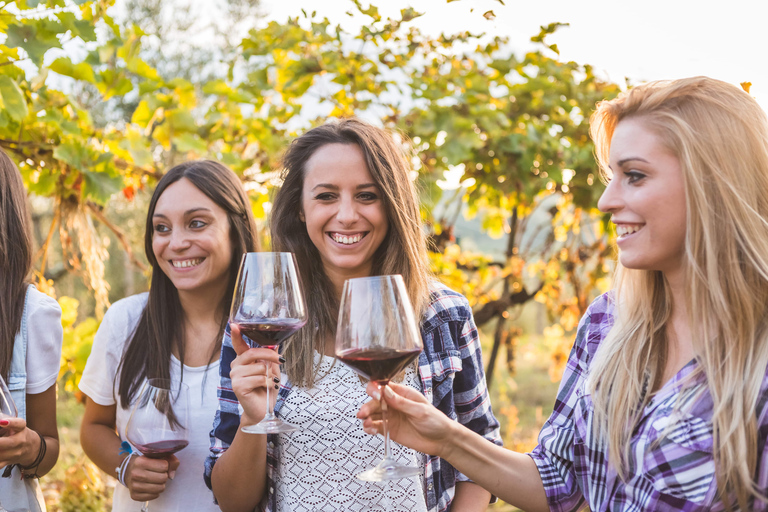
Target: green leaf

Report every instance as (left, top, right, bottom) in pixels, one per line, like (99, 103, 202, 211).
(0, 76, 29, 122)
(82, 170, 123, 205)
(174, 133, 208, 153)
(49, 57, 96, 83)
(53, 140, 89, 169)
(4, 19, 63, 67)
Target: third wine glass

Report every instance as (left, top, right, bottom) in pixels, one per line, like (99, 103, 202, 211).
(335, 275, 424, 481)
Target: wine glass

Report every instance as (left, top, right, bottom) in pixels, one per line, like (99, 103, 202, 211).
(0, 374, 18, 512)
(126, 379, 190, 512)
(335, 275, 424, 481)
(230, 252, 307, 434)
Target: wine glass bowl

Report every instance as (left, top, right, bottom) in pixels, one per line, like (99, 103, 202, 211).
(335, 275, 423, 482)
(126, 379, 190, 512)
(230, 252, 307, 434)
(0, 374, 17, 423)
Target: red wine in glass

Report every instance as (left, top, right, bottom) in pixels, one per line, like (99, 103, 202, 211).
(337, 347, 422, 384)
(237, 318, 307, 351)
(134, 439, 190, 459)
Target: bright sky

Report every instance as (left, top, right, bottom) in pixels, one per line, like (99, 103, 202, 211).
(259, 0, 767, 111)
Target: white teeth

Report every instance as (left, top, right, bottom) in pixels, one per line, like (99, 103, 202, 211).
(616, 225, 643, 237)
(172, 258, 203, 268)
(332, 233, 364, 245)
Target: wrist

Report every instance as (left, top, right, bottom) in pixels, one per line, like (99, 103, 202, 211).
(18, 428, 40, 467)
(439, 419, 463, 461)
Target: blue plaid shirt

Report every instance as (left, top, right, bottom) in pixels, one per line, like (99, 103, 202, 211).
(205, 281, 502, 511)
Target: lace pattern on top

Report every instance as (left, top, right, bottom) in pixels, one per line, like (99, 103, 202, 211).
(275, 352, 428, 512)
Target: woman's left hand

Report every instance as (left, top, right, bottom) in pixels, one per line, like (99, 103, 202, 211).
(0, 417, 38, 468)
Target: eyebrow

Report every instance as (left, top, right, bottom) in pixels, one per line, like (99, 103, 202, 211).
(616, 157, 650, 167)
(311, 183, 379, 191)
(153, 207, 213, 219)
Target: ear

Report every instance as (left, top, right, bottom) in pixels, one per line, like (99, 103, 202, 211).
(299, 209, 305, 222)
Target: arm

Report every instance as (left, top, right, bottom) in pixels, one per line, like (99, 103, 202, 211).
(80, 397, 179, 502)
(452, 482, 493, 512)
(359, 382, 548, 511)
(0, 385, 59, 476)
(209, 324, 281, 512)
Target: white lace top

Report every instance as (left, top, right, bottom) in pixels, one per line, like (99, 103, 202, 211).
(275, 352, 428, 512)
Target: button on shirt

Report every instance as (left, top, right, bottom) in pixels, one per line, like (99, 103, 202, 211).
(529, 293, 768, 511)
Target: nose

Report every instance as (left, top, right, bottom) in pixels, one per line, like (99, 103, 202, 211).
(168, 229, 191, 251)
(335, 195, 359, 225)
(597, 178, 623, 214)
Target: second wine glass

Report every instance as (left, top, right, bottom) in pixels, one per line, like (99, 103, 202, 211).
(230, 252, 307, 434)
(335, 275, 424, 482)
(126, 378, 190, 512)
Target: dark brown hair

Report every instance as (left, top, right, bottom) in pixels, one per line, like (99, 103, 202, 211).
(270, 118, 431, 387)
(0, 149, 32, 381)
(117, 160, 259, 407)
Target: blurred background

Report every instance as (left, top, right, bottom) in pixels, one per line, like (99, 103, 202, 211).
(0, 0, 758, 509)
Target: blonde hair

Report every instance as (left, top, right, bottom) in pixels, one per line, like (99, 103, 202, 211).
(588, 77, 768, 509)
(270, 118, 432, 387)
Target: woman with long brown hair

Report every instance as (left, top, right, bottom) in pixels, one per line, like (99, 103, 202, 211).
(205, 118, 501, 511)
(358, 76, 768, 511)
(0, 149, 62, 512)
(79, 160, 259, 511)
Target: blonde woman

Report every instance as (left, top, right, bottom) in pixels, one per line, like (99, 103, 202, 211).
(358, 76, 768, 511)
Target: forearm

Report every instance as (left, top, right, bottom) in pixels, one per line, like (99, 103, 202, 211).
(441, 422, 549, 512)
(211, 418, 269, 512)
(80, 422, 125, 479)
(451, 481, 493, 511)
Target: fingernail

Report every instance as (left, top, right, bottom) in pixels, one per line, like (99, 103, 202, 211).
(384, 386, 394, 399)
(278, 356, 286, 364)
(274, 384, 280, 390)
(169, 470, 176, 480)
(372, 390, 381, 401)
(272, 377, 280, 383)
(0, 420, 8, 426)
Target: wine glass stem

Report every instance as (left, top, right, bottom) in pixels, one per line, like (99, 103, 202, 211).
(380, 383, 392, 464)
(263, 360, 276, 421)
(141, 501, 149, 511)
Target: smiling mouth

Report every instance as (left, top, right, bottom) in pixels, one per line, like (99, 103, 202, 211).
(328, 232, 368, 245)
(616, 224, 644, 239)
(171, 257, 205, 268)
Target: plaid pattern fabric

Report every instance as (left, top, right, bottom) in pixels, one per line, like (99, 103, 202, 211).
(204, 281, 502, 512)
(529, 292, 768, 512)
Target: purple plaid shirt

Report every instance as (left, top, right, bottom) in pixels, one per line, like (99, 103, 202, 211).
(205, 281, 502, 512)
(529, 292, 768, 511)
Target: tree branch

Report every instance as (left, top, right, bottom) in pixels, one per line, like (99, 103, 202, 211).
(86, 202, 148, 272)
(472, 283, 543, 327)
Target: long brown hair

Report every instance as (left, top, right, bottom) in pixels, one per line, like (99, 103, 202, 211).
(270, 118, 432, 387)
(117, 160, 259, 407)
(0, 149, 33, 381)
(588, 77, 768, 509)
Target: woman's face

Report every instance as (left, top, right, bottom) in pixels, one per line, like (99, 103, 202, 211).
(597, 118, 687, 276)
(300, 143, 389, 285)
(152, 177, 234, 297)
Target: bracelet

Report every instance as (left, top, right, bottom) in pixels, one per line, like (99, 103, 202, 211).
(116, 453, 134, 487)
(19, 430, 47, 479)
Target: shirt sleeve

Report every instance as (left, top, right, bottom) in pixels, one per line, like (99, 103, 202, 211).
(24, 289, 64, 394)
(527, 303, 598, 512)
(451, 312, 503, 489)
(78, 297, 137, 406)
(204, 323, 241, 490)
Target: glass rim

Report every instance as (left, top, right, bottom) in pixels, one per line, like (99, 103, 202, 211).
(342, 274, 404, 284)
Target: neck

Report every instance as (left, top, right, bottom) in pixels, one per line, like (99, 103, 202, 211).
(177, 283, 228, 329)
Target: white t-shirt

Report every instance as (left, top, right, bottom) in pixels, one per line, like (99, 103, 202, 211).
(78, 293, 221, 512)
(25, 286, 63, 394)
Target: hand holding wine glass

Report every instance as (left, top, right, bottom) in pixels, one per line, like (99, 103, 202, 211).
(125, 379, 189, 512)
(335, 275, 424, 481)
(0, 374, 18, 512)
(230, 252, 307, 434)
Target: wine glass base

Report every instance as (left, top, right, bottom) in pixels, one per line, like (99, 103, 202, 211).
(356, 463, 422, 482)
(241, 418, 298, 434)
